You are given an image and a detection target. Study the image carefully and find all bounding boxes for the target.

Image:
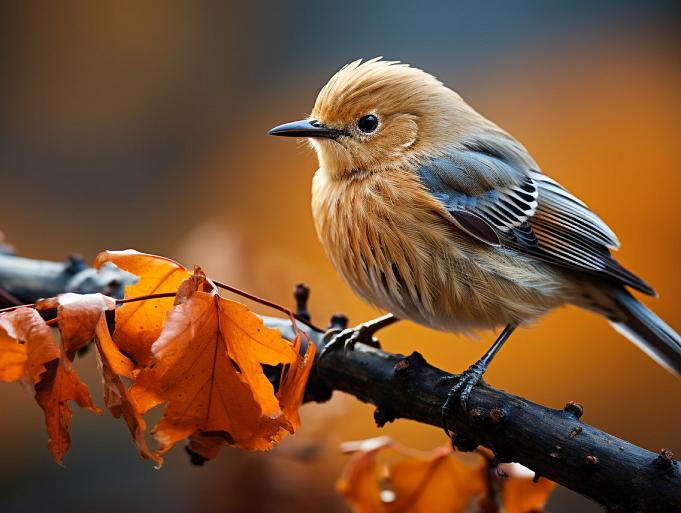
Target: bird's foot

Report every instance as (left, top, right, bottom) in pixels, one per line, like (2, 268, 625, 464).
(439, 362, 486, 437)
(318, 323, 380, 362)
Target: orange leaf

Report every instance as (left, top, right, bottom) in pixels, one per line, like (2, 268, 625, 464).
(501, 463, 556, 513)
(130, 270, 300, 456)
(0, 328, 27, 382)
(339, 440, 557, 513)
(391, 449, 486, 513)
(185, 333, 314, 455)
(36, 293, 116, 359)
(94, 316, 161, 466)
(338, 438, 486, 513)
(94, 250, 191, 366)
(277, 333, 316, 431)
(0, 307, 59, 384)
(186, 431, 228, 462)
(0, 307, 101, 464)
(337, 437, 395, 513)
(35, 354, 102, 465)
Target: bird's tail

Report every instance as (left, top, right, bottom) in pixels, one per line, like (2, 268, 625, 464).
(606, 286, 681, 376)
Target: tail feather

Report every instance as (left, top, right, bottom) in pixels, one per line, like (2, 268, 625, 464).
(608, 287, 681, 376)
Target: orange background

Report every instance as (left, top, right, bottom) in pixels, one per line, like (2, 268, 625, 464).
(0, 2, 679, 512)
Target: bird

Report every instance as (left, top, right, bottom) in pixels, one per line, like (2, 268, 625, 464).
(268, 58, 681, 420)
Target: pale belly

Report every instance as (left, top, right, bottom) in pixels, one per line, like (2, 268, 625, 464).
(311, 170, 571, 334)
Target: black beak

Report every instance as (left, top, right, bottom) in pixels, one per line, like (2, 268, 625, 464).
(268, 119, 348, 139)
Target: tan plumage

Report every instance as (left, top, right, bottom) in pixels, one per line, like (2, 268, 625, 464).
(311, 158, 569, 333)
(270, 58, 681, 377)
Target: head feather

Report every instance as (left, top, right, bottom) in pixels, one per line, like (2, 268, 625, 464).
(313, 58, 446, 124)
(309, 58, 488, 177)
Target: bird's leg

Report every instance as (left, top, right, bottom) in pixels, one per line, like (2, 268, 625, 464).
(319, 313, 398, 361)
(441, 324, 516, 435)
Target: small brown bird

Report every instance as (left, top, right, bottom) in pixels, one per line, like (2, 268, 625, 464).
(269, 58, 680, 415)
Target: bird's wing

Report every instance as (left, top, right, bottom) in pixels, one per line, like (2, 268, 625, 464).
(417, 132, 655, 295)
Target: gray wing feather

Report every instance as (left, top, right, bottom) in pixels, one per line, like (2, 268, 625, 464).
(417, 132, 654, 295)
(531, 172, 619, 249)
(421, 142, 539, 234)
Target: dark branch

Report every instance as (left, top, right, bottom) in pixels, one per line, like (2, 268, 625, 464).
(0, 253, 679, 512)
(0, 252, 135, 306)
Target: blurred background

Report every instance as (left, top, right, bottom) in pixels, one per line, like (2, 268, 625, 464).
(0, 1, 679, 512)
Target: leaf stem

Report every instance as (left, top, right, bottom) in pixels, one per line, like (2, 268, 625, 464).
(0, 303, 35, 314)
(0, 283, 325, 334)
(212, 280, 324, 333)
(115, 292, 178, 305)
(0, 286, 23, 306)
(0, 291, 178, 314)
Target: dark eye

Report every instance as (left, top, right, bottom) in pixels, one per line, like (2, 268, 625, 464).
(357, 114, 378, 133)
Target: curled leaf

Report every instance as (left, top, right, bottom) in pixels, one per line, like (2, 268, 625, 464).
(338, 438, 485, 513)
(0, 307, 100, 464)
(338, 439, 556, 513)
(94, 316, 161, 466)
(277, 333, 316, 431)
(0, 328, 27, 382)
(36, 293, 116, 359)
(94, 250, 191, 366)
(35, 355, 102, 465)
(0, 307, 60, 384)
(130, 270, 308, 458)
(500, 463, 556, 513)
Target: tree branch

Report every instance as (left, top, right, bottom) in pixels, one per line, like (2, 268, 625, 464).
(0, 253, 679, 512)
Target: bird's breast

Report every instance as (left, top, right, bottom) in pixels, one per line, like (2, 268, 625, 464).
(311, 168, 568, 332)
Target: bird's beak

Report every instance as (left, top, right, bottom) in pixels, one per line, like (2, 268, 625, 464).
(268, 119, 348, 139)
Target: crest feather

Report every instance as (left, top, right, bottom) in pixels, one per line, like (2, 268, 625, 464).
(313, 58, 444, 121)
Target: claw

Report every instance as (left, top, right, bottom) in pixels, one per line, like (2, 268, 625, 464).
(318, 325, 374, 363)
(439, 363, 485, 437)
(438, 324, 516, 439)
(318, 318, 386, 363)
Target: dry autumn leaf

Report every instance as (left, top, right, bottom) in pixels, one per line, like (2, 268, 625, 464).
(338, 438, 556, 513)
(389, 448, 486, 513)
(94, 316, 161, 466)
(0, 328, 27, 382)
(0, 307, 60, 385)
(94, 250, 191, 366)
(36, 293, 116, 359)
(0, 307, 101, 464)
(338, 437, 485, 513)
(499, 463, 556, 513)
(2, 251, 317, 466)
(34, 355, 102, 465)
(276, 332, 316, 431)
(130, 269, 314, 459)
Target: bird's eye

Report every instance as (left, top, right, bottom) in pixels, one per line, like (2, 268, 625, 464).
(357, 114, 379, 133)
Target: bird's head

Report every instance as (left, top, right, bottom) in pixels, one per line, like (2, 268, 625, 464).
(269, 58, 481, 179)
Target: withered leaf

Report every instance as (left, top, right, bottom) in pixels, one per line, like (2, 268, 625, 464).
(276, 333, 316, 431)
(387, 448, 485, 513)
(0, 307, 101, 464)
(35, 355, 102, 465)
(0, 307, 59, 384)
(338, 438, 484, 513)
(0, 328, 27, 382)
(36, 293, 116, 359)
(94, 316, 161, 466)
(500, 463, 556, 513)
(94, 250, 191, 366)
(2, 254, 317, 465)
(338, 439, 557, 513)
(130, 270, 303, 456)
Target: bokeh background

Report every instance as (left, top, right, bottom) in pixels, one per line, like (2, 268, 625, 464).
(1, 1, 679, 512)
